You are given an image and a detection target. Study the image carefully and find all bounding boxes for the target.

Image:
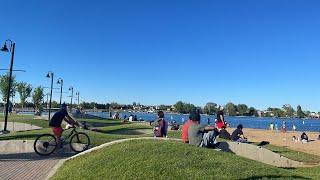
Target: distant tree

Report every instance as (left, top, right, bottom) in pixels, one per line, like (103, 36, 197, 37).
(282, 104, 294, 117)
(248, 107, 257, 117)
(237, 104, 248, 116)
(32, 86, 44, 111)
(174, 101, 196, 114)
(16, 82, 33, 109)
(174, 101, 185, 113)
(0, 73, 17, 102)
(203, 102, 217, 115)
(225, 102, 237, 116)
(297, 105, 305, 118)
(158, 105, 168, 110)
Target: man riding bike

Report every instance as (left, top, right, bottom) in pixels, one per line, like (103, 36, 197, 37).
(49, 103, 79, 149)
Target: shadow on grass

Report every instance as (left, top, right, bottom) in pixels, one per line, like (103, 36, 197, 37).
(239, 175, 311, 180)
(0, 133, 44, 141)
(96, 128, 152, 135)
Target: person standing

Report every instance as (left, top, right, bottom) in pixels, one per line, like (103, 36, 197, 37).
(151, 111, 168, 137)
(215, 106, 226, 130)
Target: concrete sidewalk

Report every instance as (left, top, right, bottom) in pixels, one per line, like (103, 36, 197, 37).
(0, 140, 73, 180)
(0, 122, 42, 132)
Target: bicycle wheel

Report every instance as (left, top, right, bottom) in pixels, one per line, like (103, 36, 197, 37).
(70, 132, 90, 153)
(34, 134, 57, 156)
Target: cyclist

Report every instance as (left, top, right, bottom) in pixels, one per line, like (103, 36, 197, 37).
(49, 103, 79, 150)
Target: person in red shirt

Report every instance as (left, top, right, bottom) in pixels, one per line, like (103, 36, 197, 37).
(181, 115, 194, 143)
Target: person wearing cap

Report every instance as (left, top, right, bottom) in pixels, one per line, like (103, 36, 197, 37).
(188, 110, 219, 148)
(49, 103, 79, 150)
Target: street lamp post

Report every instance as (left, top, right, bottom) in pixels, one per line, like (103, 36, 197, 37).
(69, 86, 74, 112)
(0, 39, 15, 133)
(46, 72, 54, 121)
(57, 78, 63, 106)
(75, 92, 80, 107)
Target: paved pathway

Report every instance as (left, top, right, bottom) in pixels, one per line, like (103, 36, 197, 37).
(0, 140, 73, 180)
(0, 122, 42, 132)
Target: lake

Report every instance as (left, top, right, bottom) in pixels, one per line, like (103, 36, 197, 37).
(88, 111, 320, 132)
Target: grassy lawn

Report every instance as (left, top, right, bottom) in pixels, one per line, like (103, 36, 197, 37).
(0, 114, 49, 128)
(51, 140, 312, 180)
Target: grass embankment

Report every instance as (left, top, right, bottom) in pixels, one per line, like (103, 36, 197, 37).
(51, 139, 314, 180)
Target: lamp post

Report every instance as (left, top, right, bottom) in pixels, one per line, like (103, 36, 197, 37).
(0, 39, 15, 133)
(46, 72, 54, 121)
(75, 92, 80, 107)
(69, 86, 74, 112)
(57, 78, 63, 106)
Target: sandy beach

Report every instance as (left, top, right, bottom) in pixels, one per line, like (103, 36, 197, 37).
(237, 128, 320, 156)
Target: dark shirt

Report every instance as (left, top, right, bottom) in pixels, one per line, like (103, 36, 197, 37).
(301, 133, 308, 141)
(216, 111, 224, 122)
(49, 109, 68, 127)
(231, 128, 243, 141)
(219, 129, 231, 140)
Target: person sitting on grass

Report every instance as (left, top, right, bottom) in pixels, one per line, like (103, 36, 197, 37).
(181, 115, 194, 143)
(49, 103, 79, 150)
(188, 110, 220, 148)
(301, 132, 309, 143)
(151, 111, 168, 138)
(231, 124, 247, 143)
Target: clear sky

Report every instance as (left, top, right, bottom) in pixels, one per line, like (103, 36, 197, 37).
(1, 0, 320, 111)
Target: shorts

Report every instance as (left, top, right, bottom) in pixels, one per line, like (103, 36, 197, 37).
(216, 121, 225, 129)
(51, 127, 63, 138)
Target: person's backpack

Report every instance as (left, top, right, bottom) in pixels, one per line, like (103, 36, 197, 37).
(154, 119, 165, 137)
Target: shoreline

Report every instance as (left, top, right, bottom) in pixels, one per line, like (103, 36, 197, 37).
(235, 128, 320, 156)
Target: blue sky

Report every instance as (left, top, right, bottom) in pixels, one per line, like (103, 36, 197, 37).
(1, 0, 320, 111)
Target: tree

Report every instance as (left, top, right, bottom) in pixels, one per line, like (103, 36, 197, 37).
(297, 105, 305, 118)
(203, 102, 217, 115)
(282, 104, 294, 117)
(225, 102, 237, 116)
(237, 104, 248, 116)
(0, 73, 17, 102)
(174, 101, 185, 114)
(32, 86, 44, 111)
(16, 82, 33, 109)
(174, 101, 196, 114)
(248, 107, 258, 117)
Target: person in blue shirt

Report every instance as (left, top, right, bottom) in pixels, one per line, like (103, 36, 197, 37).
(49, 103, 79, 149)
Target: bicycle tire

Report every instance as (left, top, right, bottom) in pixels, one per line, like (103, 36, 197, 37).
(34, 134, 57, 156)
(70, 132, 90, 153)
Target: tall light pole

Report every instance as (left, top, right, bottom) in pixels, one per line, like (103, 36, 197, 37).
(46, 72, 54, 121)
(75, 92, 80, 107)
(69, 86, 73, 112)
(57, 78, 63, 106)
(0, 39, 15, 133)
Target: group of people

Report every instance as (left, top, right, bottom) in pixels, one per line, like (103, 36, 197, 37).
(150, 107, 248, 149)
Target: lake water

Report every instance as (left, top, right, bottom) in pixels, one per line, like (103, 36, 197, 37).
(88, 111, 320, 132)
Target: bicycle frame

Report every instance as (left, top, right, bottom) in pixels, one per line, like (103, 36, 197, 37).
(61, 127, 78, 145)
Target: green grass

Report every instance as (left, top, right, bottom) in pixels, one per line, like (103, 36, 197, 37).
(51, 140, 312, 180)
(0, 114, 49, 128)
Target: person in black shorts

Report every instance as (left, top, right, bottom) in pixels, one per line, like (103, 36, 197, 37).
(49, 103, 79, 149)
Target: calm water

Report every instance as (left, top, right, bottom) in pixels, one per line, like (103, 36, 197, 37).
(88, 111, 320, 132)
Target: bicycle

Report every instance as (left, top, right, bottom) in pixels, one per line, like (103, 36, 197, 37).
(34, 126, 90, 156)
